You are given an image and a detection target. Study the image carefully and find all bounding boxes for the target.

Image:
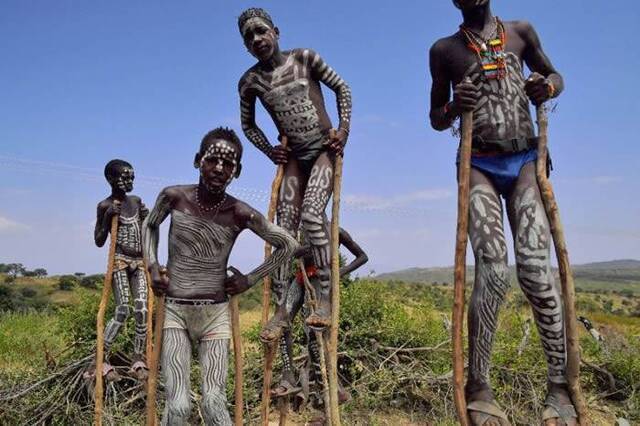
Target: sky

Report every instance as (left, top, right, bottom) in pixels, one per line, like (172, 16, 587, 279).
(1, 0, 639, 276)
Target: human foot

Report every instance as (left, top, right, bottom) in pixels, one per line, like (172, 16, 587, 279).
(542, 383, 577, 426)
(467, 388, 511, 426)
(260, 307, 290, 343)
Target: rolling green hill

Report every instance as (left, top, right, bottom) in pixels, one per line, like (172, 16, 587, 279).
(374, 259, 640, 294)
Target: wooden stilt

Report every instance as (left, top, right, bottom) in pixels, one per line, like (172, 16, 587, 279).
(230, 296, 244, 426)
(535, 105, 589, 425)
(146, 281, 166, 426)
(452, 109, 473, 426)
(94, 214, 119, 426)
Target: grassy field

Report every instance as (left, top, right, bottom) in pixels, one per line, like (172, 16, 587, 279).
(1, 274, 639, 424)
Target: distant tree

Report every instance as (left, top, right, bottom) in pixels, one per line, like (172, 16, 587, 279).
(33, 268, 48, 278)
(0, 263, 8, 273)
(6, 263, 26, 278)
(0, 284, 14, 310)
(22, 270, 37, 277)
(58, 275, 78, 291)
(74, 272, 85, 279)
(80, 274, 104, 289)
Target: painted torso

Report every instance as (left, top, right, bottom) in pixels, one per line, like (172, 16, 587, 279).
(241, 50, 332, 159)
(443, 23, 534, 141)
(115, 199, 143, 258)
(166, 209, 240, 298)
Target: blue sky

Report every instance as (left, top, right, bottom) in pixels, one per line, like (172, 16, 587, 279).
(1, 1, 638, 275)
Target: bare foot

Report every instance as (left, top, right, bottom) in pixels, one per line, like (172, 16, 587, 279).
(543, 383, 577, 426)
(131, 359, 148, 381)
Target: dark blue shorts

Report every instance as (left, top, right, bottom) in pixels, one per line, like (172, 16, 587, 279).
(459, 148, 538, 198)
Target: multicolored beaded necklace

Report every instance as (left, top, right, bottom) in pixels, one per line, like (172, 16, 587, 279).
(460, 17, 507, 79)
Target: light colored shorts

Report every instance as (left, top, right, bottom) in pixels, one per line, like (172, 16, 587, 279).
(163, 298, 231, 341)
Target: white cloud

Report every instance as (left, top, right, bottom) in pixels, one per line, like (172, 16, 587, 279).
(0, 215, 31, 234)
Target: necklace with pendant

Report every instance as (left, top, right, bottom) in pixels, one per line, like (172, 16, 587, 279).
(460, 17, 508, 80)
(195, 187, 227, 215)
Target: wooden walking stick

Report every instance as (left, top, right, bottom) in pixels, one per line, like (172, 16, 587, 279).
(229, 295, 244, 426)
(452, 106, 473, 426)
(328, 129, 343, 426)
(535, 104, 589, 425)
(94, 213, 119, 426)
(261, 135, 288, 426)
(146, 269, 167, 426)
(145, 267, 154, 371)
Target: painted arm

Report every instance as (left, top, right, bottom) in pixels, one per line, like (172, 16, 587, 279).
(244, 209, 299, 286)
(338, 227, 368, 277)
(142, 189, 172, 270)
(94, 200, 119, 247)
(239, 76, 275, 159)
(308, 49, 352, 136)
(518, 21, 564, 104)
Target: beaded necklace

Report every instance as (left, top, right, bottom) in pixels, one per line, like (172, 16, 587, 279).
(195, 188, 227, 215)
(460, 17, 507, 79)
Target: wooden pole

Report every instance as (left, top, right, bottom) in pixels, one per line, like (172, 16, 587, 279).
(299, 259, 332, 425)
(453, 109, 473, 426)
(145, 268, 154, 370)
(535, 105, 589, 425)
(261, 136, 288, 426)
(229, 296, 244, 426)
(94, 214, 119, 426)
(328, 129, 343, 426)
(146, 286, 166, 426)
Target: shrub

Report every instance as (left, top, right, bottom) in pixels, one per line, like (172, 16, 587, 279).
(57, 275, 78, 291)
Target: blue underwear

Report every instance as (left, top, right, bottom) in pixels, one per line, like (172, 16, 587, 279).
(469, 148, 538, 198)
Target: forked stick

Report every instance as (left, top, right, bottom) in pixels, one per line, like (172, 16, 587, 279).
(535, 105, 589, 425)
(328, 129, 343, 426)
(229, 296, 243, 426)
(452, 108, 472, 426)
(261, 135, 289, 426)
(94, 213, 119, 426)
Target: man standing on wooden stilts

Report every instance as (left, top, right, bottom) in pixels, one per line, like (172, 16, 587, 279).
(429, 1, 577, 425)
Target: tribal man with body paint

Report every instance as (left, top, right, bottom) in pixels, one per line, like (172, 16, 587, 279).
(92, 159, 150, 381)
(237, 8, 352, 340)
(429, 1, 575, 425)
(142, 128, 298, 425)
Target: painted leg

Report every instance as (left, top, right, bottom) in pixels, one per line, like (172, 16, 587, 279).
(161, 329, 192, 426)
(261, 160, 306, 343)
(466, 170, 511, 426)
(130, 267, 149, 379)
(100, 268, 131, 381)
(273, 279, 304, 397)
(199, 339, 233, 426)
(507, 163, 576, 426)
(302, 153, 334, 330)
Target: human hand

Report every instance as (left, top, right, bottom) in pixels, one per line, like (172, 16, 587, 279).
(525, 72, 552, 106)
(149, 264, 169, 296)
(139, 203, 149, 221)
(106, 200, 122, 219)
(224, 266, 251, 295)
(451, 78, 478, 115)
(269, 144, 290, 165)
(323, 129, 347, 156)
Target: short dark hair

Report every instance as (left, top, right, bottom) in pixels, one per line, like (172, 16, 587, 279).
(200, 127, 243, 161)
(238, 8, 274, 33)
(104, 159, 132, 180)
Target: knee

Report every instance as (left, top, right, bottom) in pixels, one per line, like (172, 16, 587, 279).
(114, 304, 131, 322)
(300, 212, 327, 243)
(133, 301, 147, 325)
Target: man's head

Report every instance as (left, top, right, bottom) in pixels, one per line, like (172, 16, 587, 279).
(104, 159, 134, 193)
(452, 0, 489, 10)
(194, 127, 243, 194)
(238, 8, 279, 62)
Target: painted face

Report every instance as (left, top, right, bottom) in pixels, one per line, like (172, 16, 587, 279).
(199, 139, 239, 193)
(241, 17, 278, 62)
(453, 0, 489, 10)
(115, 167, 134, 192)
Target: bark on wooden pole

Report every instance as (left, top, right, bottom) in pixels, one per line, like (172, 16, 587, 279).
(94, 214, 119, 426)
(453, 110, 472, 426)
(535, 105, 589, 426)
(146, 289, 166, 426)
(261, 136, 288, 425)
(328, 128, 343, 426)
(229, 296, 244, 426)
